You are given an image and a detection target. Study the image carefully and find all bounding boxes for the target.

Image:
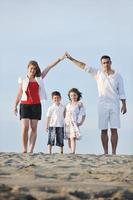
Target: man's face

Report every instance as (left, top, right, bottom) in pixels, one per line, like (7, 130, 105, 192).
(101, 58, 111, 72)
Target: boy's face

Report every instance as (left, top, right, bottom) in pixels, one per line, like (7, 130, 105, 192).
(52, 95, 61, 105)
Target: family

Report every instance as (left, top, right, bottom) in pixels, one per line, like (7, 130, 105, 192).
(14, 52, 127, 155)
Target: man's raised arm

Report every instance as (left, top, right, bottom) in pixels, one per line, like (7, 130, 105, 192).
(65, 52, 86, 70)
(65, 52, 98, 77)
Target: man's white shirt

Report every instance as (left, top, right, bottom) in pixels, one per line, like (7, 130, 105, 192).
(84, 65, 126, 129)
(84, 65, 126, 104)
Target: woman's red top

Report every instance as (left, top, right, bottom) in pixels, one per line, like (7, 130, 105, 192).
(21, 82, 40, 104)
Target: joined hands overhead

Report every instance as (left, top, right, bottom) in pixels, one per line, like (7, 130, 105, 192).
(65, 52, 71, 59)
(59, 52, 72, 62)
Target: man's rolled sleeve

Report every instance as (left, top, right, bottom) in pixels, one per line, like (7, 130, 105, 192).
(118, 74, 126, 100)
(84, 65, 98, 77)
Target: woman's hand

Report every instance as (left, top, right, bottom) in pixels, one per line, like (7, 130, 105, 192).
(14, 106, 18, 116)
(59, 53, 67, 61)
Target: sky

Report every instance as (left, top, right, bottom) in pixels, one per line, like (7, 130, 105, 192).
(0, 0, 133, 154)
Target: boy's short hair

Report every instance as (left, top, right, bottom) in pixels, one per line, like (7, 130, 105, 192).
(51, 91, 61, 98)
(100, 55, 111, 62)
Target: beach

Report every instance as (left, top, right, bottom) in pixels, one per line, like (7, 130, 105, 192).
(0, 153, 133, 199)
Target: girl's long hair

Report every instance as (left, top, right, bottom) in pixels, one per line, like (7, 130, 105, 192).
(68, 88, 82, 101)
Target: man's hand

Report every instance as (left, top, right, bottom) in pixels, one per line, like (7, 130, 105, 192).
(121, 103, 127, 114)
(65, 52, 86, 69)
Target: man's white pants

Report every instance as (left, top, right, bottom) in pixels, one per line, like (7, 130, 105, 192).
(98, 101, 120, 130)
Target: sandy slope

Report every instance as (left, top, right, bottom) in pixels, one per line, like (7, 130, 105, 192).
(0, 153, 133, 199)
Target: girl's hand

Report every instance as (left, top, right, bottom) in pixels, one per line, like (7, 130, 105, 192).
(77, 122, 82, 126)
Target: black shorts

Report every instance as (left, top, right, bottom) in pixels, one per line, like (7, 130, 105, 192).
(47, 127, 64, 147)
(20, 104, 42, 120)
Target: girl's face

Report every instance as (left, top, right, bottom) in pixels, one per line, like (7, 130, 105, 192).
(69, 92, 78, 102)
(28, 64, 36, 78)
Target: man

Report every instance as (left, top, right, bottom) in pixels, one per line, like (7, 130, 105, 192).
(65, 52, 127, 155)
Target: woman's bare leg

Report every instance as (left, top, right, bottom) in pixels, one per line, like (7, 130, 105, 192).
(29, 120, 38, 153)
(21, 119, 29, 153)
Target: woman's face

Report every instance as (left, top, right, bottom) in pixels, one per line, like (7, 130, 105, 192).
(69, 92, 78, 102)
(28, 64, 36, 78)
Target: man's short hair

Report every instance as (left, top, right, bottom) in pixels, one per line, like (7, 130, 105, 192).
(51, 91, 61, 98)
(100, 55, 111, 62)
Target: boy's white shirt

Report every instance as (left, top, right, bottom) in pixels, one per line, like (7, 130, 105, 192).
(84, 65, 126, 104)
(47, 103, 65, 127)
(18, 76, 47, 101)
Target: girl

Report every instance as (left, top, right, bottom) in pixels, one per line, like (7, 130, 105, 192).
(14, 55, 65, 153)
(65, 88, 86, 154)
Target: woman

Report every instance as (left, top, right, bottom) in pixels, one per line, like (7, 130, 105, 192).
(14, 55, 65, 153)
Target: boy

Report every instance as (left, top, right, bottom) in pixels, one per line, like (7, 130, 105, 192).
(45, 91, 65, 154)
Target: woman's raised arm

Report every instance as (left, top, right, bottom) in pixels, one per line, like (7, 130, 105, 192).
(41, 54, 66, 79)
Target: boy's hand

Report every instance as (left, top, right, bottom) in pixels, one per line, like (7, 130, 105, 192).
(45, 127, 49, 133)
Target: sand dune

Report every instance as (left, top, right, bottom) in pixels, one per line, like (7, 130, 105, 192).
(0, 153, 133, 199)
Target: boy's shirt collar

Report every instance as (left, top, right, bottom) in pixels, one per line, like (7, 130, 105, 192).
(53, 103, 61, 107)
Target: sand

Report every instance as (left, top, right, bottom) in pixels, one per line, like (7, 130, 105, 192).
(0, 153, 133, 200)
